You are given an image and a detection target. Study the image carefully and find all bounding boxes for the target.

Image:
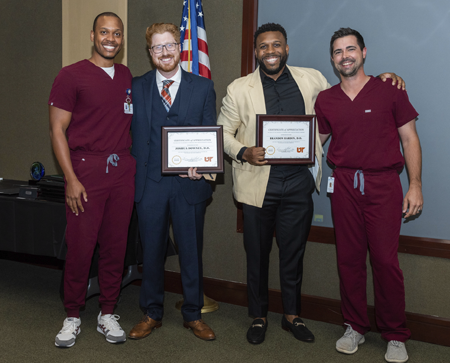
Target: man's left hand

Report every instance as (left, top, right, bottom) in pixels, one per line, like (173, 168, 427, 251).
(378, 73, 405, 90)
(179, 167, 203, 180)
(402, 184, 423, 218)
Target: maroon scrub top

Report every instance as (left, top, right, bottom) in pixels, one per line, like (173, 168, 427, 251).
(49, 59, 133, 154)
(315, 76, 418, 172)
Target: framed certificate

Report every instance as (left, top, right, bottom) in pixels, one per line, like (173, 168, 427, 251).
(161, 125, 224, 174)
(256, 115, 316, 165)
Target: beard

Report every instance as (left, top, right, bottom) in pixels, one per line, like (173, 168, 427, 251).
(257, 53, 288, 75)
(154, 52, 181, 73)
(337, 57, 363, 78)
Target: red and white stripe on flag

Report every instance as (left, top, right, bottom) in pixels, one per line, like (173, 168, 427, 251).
(180, 0, 211, 79)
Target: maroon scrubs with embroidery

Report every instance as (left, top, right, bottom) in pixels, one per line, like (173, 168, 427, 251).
(49, 60, 136, 317)
(315, 76, 418, 341)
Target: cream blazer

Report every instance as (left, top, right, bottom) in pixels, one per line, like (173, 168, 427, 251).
(217, 65, 331, 208)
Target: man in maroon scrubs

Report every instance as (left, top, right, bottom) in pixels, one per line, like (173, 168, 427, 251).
(316, 28, 423, 363)
(49, 12, 135, 347)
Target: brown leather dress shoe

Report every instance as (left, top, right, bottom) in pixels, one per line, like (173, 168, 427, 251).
(128, 315, 162, 340)
(183, 319, 216, 341)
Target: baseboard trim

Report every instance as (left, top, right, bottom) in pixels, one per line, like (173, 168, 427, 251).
(164, 270, 450, 347)
(307, 225, 450, 259)
(237, 208, 450, 259)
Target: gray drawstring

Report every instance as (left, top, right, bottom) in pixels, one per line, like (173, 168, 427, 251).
(354, 170, 365, 195)
(106, 154, 119, 173)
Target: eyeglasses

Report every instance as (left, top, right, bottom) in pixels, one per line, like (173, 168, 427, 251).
(150, 43, 179, 54)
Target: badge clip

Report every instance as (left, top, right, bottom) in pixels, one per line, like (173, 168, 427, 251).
(327, 176, 335, 193)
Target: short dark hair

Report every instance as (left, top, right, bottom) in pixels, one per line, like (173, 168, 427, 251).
(330, 27, 365, 56)
(254, 23, 287, 48)
(93, 12, 122, 31)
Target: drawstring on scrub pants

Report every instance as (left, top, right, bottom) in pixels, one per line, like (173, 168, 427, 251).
(106, 154, 119, 173)
(354, 170, 365, 195)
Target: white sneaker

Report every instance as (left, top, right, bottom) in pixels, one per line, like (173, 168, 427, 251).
(336, 323, 365, 354)
(55, 317, 81, 348)
(385, 340, 409, 363)
(97, 312, 126, 343)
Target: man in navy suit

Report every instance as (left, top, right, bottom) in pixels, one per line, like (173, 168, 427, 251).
(128, 23, 216, 341)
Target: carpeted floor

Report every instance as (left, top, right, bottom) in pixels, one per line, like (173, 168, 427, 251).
(0, 259, 448, 363)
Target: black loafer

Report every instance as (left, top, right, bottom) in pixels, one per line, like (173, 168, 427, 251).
(281, 315, 314, 342)
(246, 318, 268, 344)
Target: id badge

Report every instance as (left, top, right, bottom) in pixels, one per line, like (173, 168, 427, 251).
(327, 176, 335, 193)
(124, 103, 133, 114)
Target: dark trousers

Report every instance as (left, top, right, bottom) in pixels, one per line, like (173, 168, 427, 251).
(243, 165, 315, 318)
(64, 152, 136, 317)
(136, 177, 205, 322)
(332, 168, 410, 342)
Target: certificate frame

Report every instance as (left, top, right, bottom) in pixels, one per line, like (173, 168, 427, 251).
(161, 125, 224, 174)
(256, 114, 316, 165)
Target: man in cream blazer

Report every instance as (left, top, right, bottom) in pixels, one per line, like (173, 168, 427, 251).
(217, 23, 330, 345)
(219, 66, 327, 207)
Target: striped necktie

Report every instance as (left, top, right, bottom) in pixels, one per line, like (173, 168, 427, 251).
(161, 80, 175, 112)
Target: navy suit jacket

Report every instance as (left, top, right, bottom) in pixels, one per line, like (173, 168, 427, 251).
(131, 68, 217, 204)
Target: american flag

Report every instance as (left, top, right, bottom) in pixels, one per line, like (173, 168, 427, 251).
(180, 0, 211, 79)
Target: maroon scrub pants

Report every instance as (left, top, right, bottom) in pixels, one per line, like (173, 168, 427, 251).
(64, 151, 135, 317)
(331, 168, 410, 342)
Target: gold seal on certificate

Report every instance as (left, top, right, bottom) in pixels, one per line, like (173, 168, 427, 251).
(161, 125, 224, 174)
(256, 115, 316, 165)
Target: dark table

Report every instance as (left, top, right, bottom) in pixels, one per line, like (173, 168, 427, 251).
(0, 179, 144, 298)
(0, 179, 67, 258)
